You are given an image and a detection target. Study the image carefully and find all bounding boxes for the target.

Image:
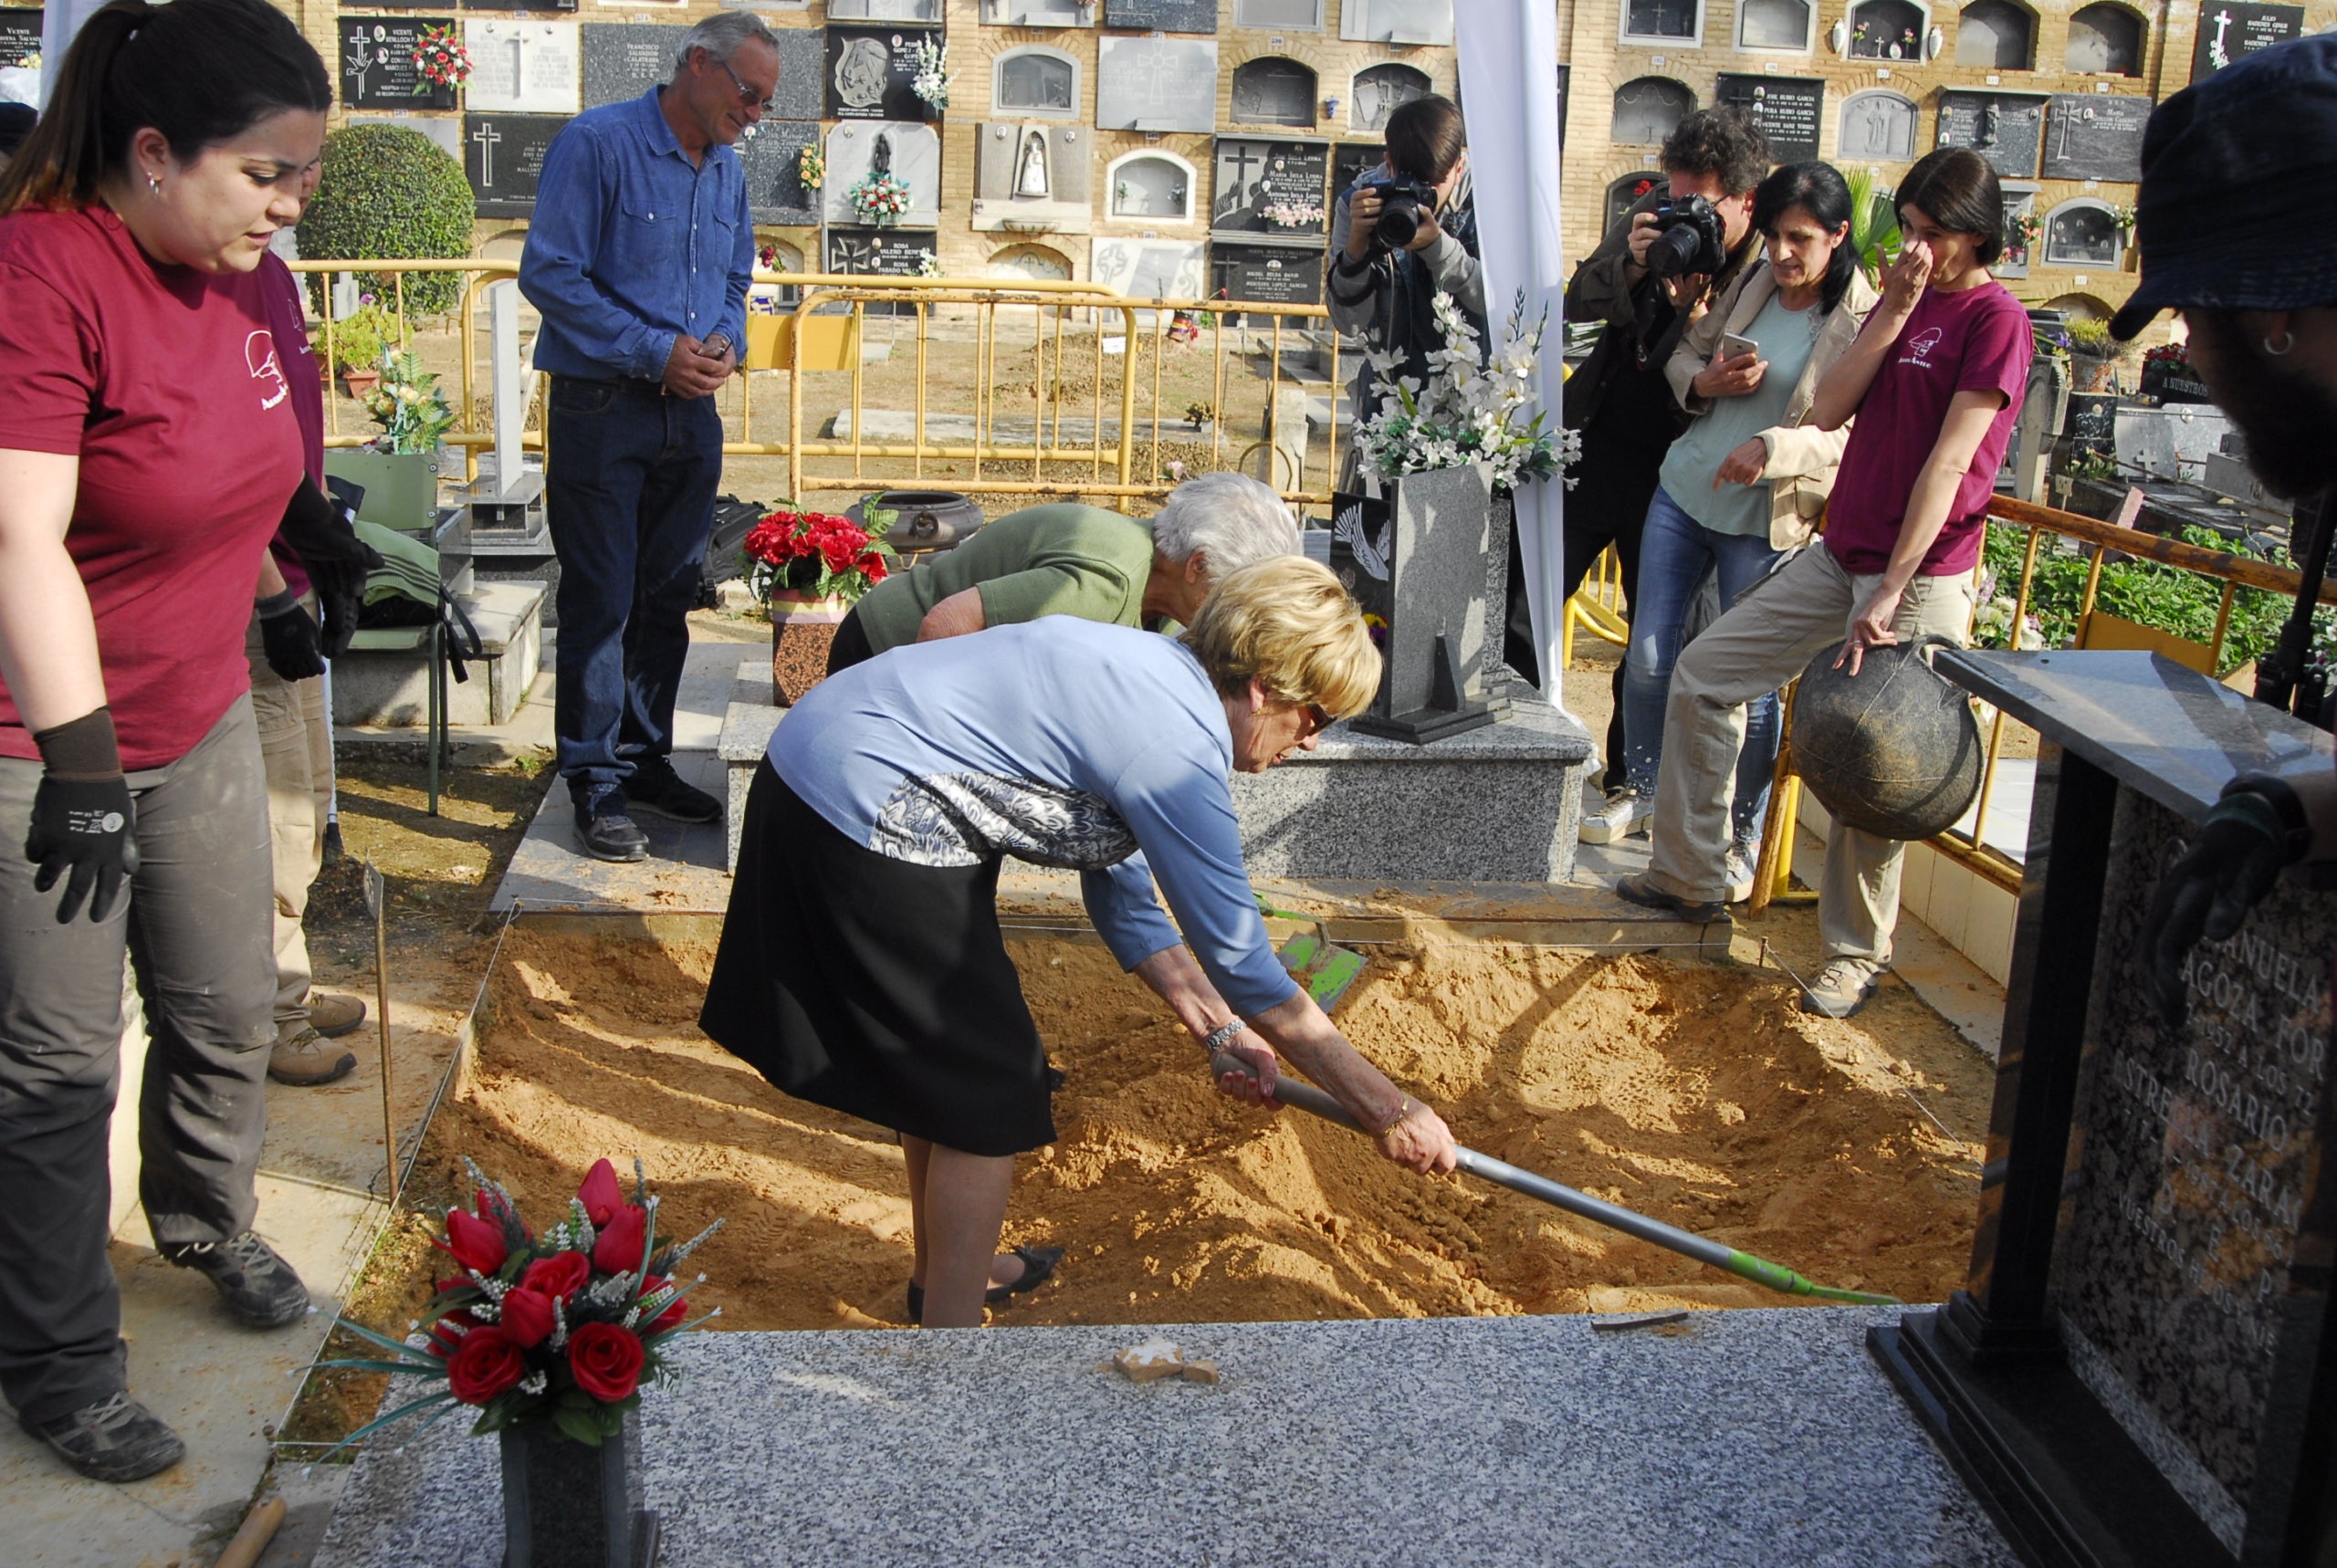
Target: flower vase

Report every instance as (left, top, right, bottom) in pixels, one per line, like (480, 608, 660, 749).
(341, 367, 382, 399)
(769, 591, 851, 705)
(498, 1410, 659, 1568)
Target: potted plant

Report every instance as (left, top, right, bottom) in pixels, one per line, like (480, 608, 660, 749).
(2065, 315, 2136, 393)
(311, 1157, 722, 1568)
(326, 348, 456, 533)
(320, 301, 396, 395)
(741, 502, 897, 703)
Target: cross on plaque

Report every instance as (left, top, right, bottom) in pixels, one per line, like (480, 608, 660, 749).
(2207, 7, 2234, 68)
(1221, 141, 1263, 203)
(474, 122, 503, 186)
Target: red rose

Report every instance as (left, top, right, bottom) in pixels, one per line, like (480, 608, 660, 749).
(577, 1159, 625, 1228)
(520, 1249, 592, 1301)
(445, 1325, 528, 1405)
(642, 1275, 689, 1331)
(566, 1322, 646, 1403)
(594, 1204, 647, 1274)
(498, 1286, 556, 1348)
(441, 1209, 508, 1275)
(426, 1306, 479, 1358)
(858, 552, 889, 584)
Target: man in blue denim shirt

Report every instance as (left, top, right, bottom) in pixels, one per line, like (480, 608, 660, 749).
(520, 14, 768, 861)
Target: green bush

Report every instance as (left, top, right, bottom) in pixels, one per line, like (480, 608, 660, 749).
(299, 125, 476, 317)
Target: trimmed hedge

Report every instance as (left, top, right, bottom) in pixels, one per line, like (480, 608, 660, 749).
(298, 125, 476, 317)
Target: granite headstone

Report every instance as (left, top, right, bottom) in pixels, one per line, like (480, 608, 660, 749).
(1331, 463, 1494, 742)
(1090, 236, 1207, 299)
(1936, 89, 2046, 179)
(1331, 141, 1382, 207)
(464, 19, 582, 116)
(1095, 36, 1218, 131)
(2192, 1, 2303, 78)
(1101, 0, 1218, 31)
(1714, 74, 1823, 162)
(825, 227, 939, 277)
(0, 8, 37, 70)
(766, 26, 826, 121)
(341, 17, 457, 112)
(823, 120, 941, 228)
(1210, 241, 1324, 306)
(1210, 138, 1329, 237)
(2041, 93, 2151, 183)
(465, 112, 569, 218)
(825, 25, 937, 122)
(737, 120, 822, 225)
(581, 24, 686, 110)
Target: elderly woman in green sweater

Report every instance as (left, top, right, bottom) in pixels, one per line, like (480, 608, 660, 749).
(826, 472, 1302, 671)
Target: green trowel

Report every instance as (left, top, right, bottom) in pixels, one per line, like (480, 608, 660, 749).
(1256, 897, 1369, 1013)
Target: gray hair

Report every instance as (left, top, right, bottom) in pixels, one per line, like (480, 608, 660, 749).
(674, 14, 777, 76)
(1152, 472, 1302, 578)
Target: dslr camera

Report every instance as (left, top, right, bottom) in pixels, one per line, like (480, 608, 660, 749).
(1358, 172, 1442, 252)
(1643, 193, 1727, 279)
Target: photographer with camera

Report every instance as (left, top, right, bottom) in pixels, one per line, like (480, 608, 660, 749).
(1566, 110, 1768, 841)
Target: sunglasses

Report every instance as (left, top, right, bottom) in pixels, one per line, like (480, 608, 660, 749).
(1298, 702, 1335, 738)
(718, 57, 775, 115)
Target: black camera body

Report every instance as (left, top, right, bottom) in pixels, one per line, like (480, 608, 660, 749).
(1645, 193, 1727, 279)
(1360, 172, 1441, 252)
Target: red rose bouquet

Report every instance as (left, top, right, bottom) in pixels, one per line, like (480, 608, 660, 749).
(412, 25, 471, 89)
(740, 502, 896, 606)
(316, 1157, 720, 1450)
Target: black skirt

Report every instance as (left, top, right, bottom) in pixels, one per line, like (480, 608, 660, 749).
(700, 759, 1055, 1157)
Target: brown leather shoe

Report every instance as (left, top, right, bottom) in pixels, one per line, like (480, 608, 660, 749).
(269, 1025, 356, 1087)
(303, 990, 368, 1039)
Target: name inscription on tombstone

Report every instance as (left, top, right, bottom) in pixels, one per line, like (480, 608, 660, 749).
(1095, 36, 1218, 132)
(1210, 139, 1328, 238)
(465, 113, 570, 218)
(1714, 75, 1822, 162)
(825, 26, 938, 122)
(2193, 1, 2303, 78)
(825, 227, 938, 277)
(581, 24, 687, 110)
(1101, 0, 1219, 31)
(1210, 241, 1324, 308)
(1, 8, 44, 70)
(2041, 94, 2151, 183)
(465, 19, 582, 115)
(1935, 90, 2047, 179)
(341, 18, 457, 111)
(738, 120, 822, 225)
(2055, 790, 2337, 1552)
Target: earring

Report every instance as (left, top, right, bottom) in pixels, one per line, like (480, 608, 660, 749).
(146, 172, 162, 196)
(2265, 330, 2296, 357)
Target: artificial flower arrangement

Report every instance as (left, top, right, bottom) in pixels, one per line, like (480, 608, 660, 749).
(2006, 213, 2041, 262)
(847, 169, 914, 225)
(914, 248, 943, 277)
(798, 142, 825, 193)
(1349, 289, 1578, 494)
(742, 504, 896, 605)
(316, 1159, 722, 1451)
(1263, 197, 1326, 229)
(412, 24, 472, 89)
(362, 349, 459, 455)
(908, 36, 951, 111)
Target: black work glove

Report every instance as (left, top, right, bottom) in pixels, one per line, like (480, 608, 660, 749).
(277, 476, 384, 660)
(2138, 779, 2308, 1027)
(26, 706, 138, 925)
(257, 588, 326, 681)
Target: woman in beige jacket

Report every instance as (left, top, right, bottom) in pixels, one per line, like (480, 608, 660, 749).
(1586, 162, 1880, 897)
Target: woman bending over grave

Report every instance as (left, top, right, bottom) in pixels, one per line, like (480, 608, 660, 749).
(1618, 146, 2032, 1019)
(1603, 161, 1881, 903)
(702, 557, 1458, 1328)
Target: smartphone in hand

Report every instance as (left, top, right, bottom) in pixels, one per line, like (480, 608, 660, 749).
(1720, 330, 1759, 361)
(700, 332, 733, 360)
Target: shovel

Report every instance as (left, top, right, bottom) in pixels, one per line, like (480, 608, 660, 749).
(1211, 1050, 1899, 1307)
(1256, 897, 1369, 1014)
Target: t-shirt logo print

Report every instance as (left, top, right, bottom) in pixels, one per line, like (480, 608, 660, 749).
(246, 329, 290, 412)
(1898, 327, 1945, 370)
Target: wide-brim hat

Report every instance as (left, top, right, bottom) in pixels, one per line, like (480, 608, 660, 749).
(2109, 35, 2337, 340)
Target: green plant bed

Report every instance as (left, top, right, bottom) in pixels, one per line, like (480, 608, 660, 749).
(299, 125, 477, 318)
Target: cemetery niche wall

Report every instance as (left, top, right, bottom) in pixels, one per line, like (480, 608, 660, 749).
(1350, 62, 1429, 134)
(1090, 235, 1207, 300)
(465, 113, 571, 218)
(1611, 77, 1694, 148)
(1936, 89, 2047, 179)
(1839, 89, 1920, 162)
(826, 25, 940, 122)
(342, 17, 458, 112)
(1095, 35, 1219, 132)
(738, 121, 823, 227)
(2041, 93, 2151, 183)
(1714, 75, 1823, 163)
(973, 121, 1092, 233)
(2192, 2, 2303, 78)
(1106, 151, 1199, 225)
(464, 18, 582, 115)
(581, 23, 688, 110)
(824, 120, 942, 229)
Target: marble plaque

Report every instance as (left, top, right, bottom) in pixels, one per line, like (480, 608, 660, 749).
(824, 227, 938, 277)
(768, 26, 826, 121)
(581, 24, 685, 110)
(1340, 0, 1453, 45)
(1839, 89, 1919, 162)
(1714, 74, 1822, 163)
(825, 25, 937, 122)
(737, 120, 821, 225)
(823, 120, 941, 228)
(465, 112, 570, 218)
(1090, 236, 1206, 300)
(828, 0, 940, 18)
(2041, 93, 2151, 183)
(1095, 36, 1217, 132)
(1210, 240, 1325, 306)
(2193, 1, 2302, 78)
(2055, 787, 2337, 1544)
(1935, 89, 2046, 180)
(1211, 138, 1329, 237)
(341, 17, 457, 112)
(982, 0, 1095, 25)
(972, 121, 1091, 231)
(1101, 0, 1218, 31)
(464, 20, 582, 116)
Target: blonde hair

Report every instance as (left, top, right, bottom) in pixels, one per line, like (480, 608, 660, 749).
(1180, 557, 1380, 719)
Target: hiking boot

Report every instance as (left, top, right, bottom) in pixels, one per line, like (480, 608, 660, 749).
(1725, 841, 1763, 904)
(625, 757, 721, 824)
(1799, 958, 1881, 1019)
(573, 785, 649, 862)
(304, 990, 368, 1039)
(1578, 785, 1653, 844)
(1614, 872, 1729, 925)
(269, 1025, 357, 1087)
(161, 1232, 309, 1329)
(25, 1393, 184, 1483)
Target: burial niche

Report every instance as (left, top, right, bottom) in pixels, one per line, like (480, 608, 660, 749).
(2066, 3, 2143, 75)
(1623, 0, 1698, 41)
(1351, 63, 1430, 133)
(987, 242, 1072, 282)
(1607, 172, 1663, 230)
(1839, 89, 1919, 159)
(1234, 0, 1324, 26)
(1739, 0, 1812, 49)
(1108, 152, 1192, 220)
(1230, 57, 1316, 126)
(2043, 199, 2121, 266)
(1956, 0, 2033, 68)
(1611, 78, 1694, 145)
(1848, 0, 1925, 58)
(994, 47, 1076, 116)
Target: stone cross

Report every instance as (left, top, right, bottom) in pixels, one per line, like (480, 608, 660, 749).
(473, 121, 503, 186)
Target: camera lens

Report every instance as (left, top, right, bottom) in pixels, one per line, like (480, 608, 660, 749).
(1374, 197, 1421, 250)
(1643, 223, 1703, 278)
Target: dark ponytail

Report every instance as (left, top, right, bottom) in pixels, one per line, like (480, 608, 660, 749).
(0, 0, 330, 216)
(1752, 161, 1860, 318)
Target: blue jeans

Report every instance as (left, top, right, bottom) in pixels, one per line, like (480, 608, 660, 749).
(1619, 486, 1782, 844)
(546, 375, 723, 794)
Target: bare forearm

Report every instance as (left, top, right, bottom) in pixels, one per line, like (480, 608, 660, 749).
(1248, 991, 1408, 1129)
(0, 452, 104, 731)
(1809, 306, 1909, 430)
(1130, 945, 1236, 1040)
(257, 552, 288, 599)
(1876, 462, 1962, 595)
(916, 586, 986, 643)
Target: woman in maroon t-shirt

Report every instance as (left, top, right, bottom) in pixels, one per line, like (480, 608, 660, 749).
(0, 0, 332, 1485)
(1624, 147, 2033, 1020)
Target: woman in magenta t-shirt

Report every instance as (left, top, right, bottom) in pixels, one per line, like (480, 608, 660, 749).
(0, 0, 333, 1485)
(1624, 147, 2033, 1019)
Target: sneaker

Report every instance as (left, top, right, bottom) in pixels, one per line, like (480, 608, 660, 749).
(25, 1393, 184, 1483)
(1725, 841, 1763, 904)
(624, 758, 721, 824)
(573, 785, 649, 862)
(161, 1232, 309, 1329)
(304, 990, 368, 1039)
(1799, 958, 1881, 1019)
(1579, 785, 1654, 845)
(268, 1025, 357, 1087)
(1614, 873, 1729, 925)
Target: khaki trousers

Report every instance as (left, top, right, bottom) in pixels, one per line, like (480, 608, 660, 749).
(245, 605, 334, 1028)
(1644, 543, 1972, 966)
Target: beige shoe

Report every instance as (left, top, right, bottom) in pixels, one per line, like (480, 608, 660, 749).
(269, 1025, 356, 1087)
(303, 990, 368, 1039)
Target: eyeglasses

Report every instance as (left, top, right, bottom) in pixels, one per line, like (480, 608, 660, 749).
(1299, 703, 1336, 738)
(718, 57, 774, 114)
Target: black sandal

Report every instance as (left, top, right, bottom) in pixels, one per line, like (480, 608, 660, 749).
(905, 1245, 1064, 1324)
